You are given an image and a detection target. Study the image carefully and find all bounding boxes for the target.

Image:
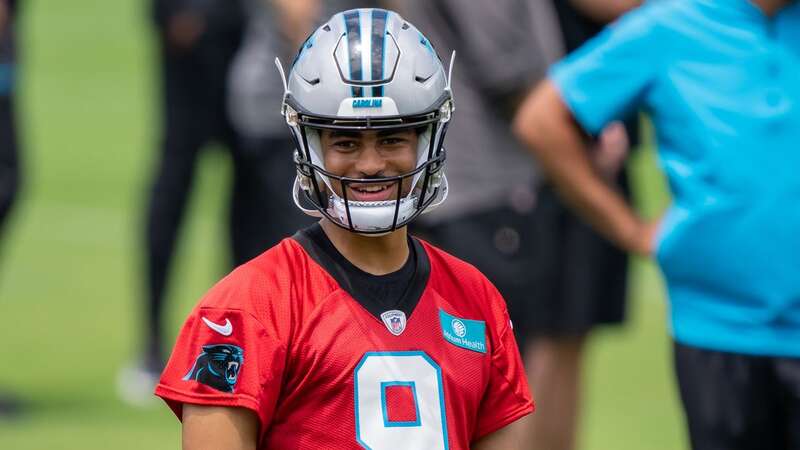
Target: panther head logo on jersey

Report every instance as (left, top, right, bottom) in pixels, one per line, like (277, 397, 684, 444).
(182, 344, 243, 393)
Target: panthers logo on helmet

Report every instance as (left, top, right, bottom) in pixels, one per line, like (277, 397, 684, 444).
(182, 344, 243, 393)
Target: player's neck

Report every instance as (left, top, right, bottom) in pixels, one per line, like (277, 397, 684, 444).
(319, 219, 410, 275)
(749, 0, 791, 16)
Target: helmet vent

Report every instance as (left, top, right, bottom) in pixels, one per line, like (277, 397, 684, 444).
(301, 75, 320, 86)
(322, 24, 331, 32)
(401, 22, 410, 30)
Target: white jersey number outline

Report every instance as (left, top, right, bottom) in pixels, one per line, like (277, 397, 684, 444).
(354, 351, 449, 450)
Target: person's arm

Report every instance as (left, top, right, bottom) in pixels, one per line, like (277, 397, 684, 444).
(155, 267, 288, 450)
(472, 415, 531, 450)
(150, 0, 206, 50)
(568, 0, 641, 23)
(270, 0, 320, 50)
(512, 79, 655, 255)
(182, 404, 259, 450)
(166, 11, 206, 50)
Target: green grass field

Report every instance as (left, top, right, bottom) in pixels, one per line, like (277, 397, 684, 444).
(0, 1, 685, 448)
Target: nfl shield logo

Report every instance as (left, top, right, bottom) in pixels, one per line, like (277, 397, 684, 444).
(380, 310, 407, 336)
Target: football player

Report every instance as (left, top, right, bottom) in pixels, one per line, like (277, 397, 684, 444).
(156, 8, 533, 449)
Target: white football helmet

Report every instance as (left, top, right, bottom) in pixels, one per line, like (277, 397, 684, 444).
(276, 8, 454, 235)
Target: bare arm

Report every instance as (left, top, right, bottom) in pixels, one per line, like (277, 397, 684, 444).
(182, 404, 259, 450)
(568, 0, 641, 23)
(166, 11, 205, 50)
(472, 414, 531, 450)
(270, 0, 321, 49)
(512, 79, 655, 255)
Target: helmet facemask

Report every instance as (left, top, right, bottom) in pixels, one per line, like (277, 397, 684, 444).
(286, 95, 452, 235)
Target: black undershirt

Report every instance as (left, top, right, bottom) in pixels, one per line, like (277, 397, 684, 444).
(292, 223, 430, 319)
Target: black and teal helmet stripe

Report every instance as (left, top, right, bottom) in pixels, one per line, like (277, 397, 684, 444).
(342, 9, 392, 98)
(370, 9, 388, 97)
(343, 10, 363, 97)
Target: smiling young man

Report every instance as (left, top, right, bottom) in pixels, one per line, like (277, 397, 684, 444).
(155, 8, 533, 450)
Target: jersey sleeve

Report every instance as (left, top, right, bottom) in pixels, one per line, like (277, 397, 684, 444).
(473, 283, 534, 440)
(155, 265, 287, 431)
(549, 5, 662, 135)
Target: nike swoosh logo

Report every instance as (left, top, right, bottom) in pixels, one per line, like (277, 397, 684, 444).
(202, 317, 232, 336)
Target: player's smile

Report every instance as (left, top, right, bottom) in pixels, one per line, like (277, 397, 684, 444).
(347, 181, 399, 202)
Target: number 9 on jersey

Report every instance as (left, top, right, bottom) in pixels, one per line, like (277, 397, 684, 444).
(354, 352, 449, 450)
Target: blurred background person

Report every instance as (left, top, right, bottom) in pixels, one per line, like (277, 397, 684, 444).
(0, 0, 21, 419)
(514, 1, 800, 449)
(397, 2, 640, 449)
(120, 0, 248, 404)
(521, 1, 640, 450)
(225, 0, 319, 257)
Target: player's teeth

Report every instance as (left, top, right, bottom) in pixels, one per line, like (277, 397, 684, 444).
(357, 186, 386, 192)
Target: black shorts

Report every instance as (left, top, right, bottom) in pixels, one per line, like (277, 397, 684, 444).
(520, 185, 628, 339)
(411, 184, 627, 342)
(674, 342, 800, 450)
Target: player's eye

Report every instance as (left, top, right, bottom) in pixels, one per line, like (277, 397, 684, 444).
(332, 140, 359, 151)
(380, 136, 408, 146)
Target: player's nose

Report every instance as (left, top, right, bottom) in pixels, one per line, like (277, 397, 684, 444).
(354, 143, 386, 176)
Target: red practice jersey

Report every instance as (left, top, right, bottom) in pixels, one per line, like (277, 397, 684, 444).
(156, 229, 533, 449)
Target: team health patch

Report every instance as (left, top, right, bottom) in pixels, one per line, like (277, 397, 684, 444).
(439, 309, 486, 353)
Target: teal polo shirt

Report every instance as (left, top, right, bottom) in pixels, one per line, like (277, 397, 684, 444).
(551, 0, 800, 357)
